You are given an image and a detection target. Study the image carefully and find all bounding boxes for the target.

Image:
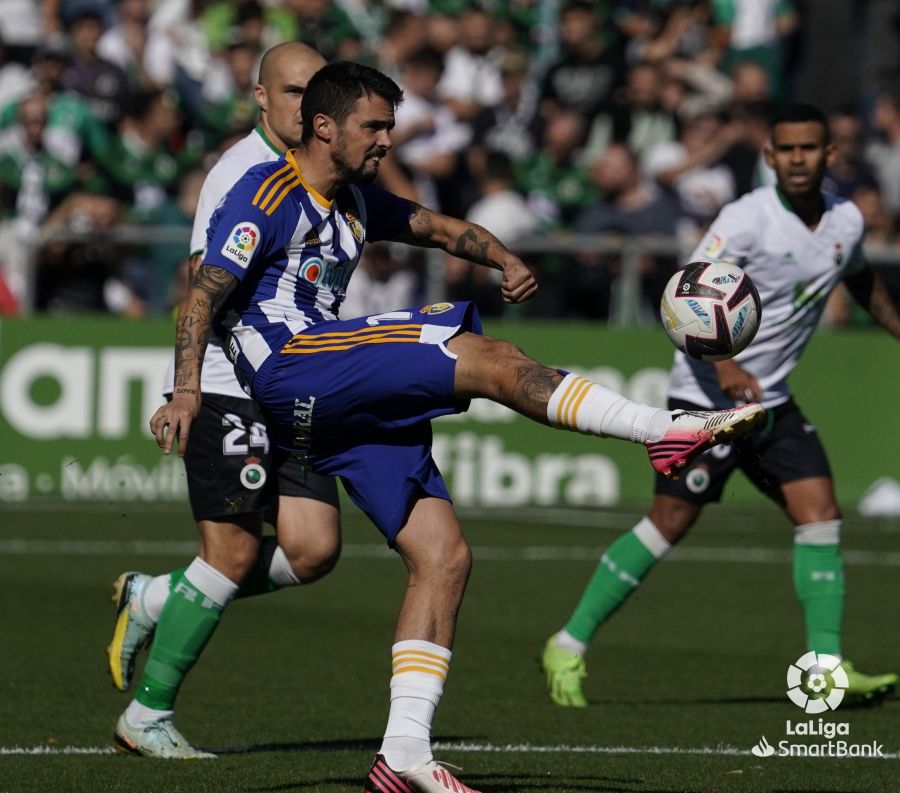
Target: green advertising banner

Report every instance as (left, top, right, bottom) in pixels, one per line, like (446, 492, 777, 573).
(0, 317, 897, 509)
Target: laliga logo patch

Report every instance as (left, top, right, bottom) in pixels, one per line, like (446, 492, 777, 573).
(239, 457, 266, 490)
(420, 302, 455, 315)
(345, 210, 364, 243)
(704, 233, 725, 258)
(222, 222, 260, 269)
(786, 652, 848, 713)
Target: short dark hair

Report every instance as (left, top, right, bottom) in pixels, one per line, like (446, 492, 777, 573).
(771, 103, 830, 142)
(301, 61, 403, 142)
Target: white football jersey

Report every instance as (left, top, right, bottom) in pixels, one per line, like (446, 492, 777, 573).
(163, 127, 282, 398)
(669, 186, 867, 409)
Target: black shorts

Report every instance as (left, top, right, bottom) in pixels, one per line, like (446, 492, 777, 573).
(180, 394, 340, 521)
(654, 397, 833, 506)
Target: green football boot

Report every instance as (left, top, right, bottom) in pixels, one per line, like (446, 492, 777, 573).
(541, 636, 588, 708)
(841, 660, 898, 704)
(107, 572, 156, 691)
(114, 714, 216, 759)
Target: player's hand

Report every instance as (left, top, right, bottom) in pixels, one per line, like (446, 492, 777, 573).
(714, 359, 762, 403)
(149, 393, 200, 457)
(499, 256, 538, 303)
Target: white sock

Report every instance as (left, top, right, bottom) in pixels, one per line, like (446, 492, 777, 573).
(380, 640, 451, 771)
(143, 574, 171, 622)
(553, 629, 587, 655)
(182, 557, 239, 608)
(546, 373, 670, 443)
(261, 537, 301, 587)
(124, 699, 173, 728)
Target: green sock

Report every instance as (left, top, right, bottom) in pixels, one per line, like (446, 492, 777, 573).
(793, 540, 844, 656)
(564, 518, 670, 645)
(136, 569, 228, 710)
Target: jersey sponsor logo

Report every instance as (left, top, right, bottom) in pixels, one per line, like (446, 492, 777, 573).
(420, 302, 455, 315)
(222, 222, 260, 268)
(703, 233, 725, 258)
(345, 210, 364, 243)
(299, 256, 354, 291)
(781, 252, 796, 266)
(304, 229, 322, 246)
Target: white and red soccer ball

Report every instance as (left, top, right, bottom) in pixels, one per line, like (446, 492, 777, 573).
(660, 261, 761, 361)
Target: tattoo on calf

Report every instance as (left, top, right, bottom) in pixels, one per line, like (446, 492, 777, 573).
(513, 366, 563, 412)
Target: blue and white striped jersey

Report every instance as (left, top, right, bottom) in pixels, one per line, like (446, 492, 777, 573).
(203, 150, 412, 386)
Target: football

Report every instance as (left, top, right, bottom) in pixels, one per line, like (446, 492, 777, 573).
(659, 260, 761, 361)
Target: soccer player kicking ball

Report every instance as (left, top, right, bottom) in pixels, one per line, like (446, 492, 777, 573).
(150, 61, 762, 792)
(542, 103, 900, 709)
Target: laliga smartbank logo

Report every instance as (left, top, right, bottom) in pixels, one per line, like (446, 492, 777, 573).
(787, 651, 847, 713)
(749, 652, 884, 759)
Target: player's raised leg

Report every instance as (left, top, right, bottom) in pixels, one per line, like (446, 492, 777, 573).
(365, 497, 482, 793)
(448, 332, 764, 475)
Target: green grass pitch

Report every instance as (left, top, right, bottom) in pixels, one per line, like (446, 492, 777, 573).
(0, 502, 897, 792)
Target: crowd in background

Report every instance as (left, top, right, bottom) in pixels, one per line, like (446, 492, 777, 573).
(0, 0, 898, 321)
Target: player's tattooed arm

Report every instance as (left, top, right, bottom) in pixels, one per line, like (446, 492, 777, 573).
(173, 265, 238, 397)
(844, 268, 900, 341)
(394, 202, 538, 303)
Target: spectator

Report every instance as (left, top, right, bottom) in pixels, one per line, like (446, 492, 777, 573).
(708, 0, 798, 100)
(121, 167, 206, 315)
(584, 60, 677, 167)
(0, 35, 33, 108)
(86, 88, 198, 216)
(0, 94, 76, 306)
(199, 40, 257, 150)
(340, 241, 421, 320)
(539, 1, 626, 124)
(468, 48, 538, 180)
(393, 46, 470, 214)
(61, 4, 130, 128)
(376, 10, 427, 80)
(823, 106, 878, 201)
(866, 86, 900, 223)
(34, 192, 125, 313)
(436, 5, 503, 121)
(569, 142, 681, 320)
(97, 0, 176, 90)
(265, 0, 363, 62)
(518, 109, 597, 228)
(445, 150, 538, 317)
(644, 111, 739, 238)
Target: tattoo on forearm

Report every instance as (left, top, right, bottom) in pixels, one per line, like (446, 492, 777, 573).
(453, 228, 493, 264)
(173, 265, 237, 391)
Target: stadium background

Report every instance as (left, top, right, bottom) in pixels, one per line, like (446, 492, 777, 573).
(1, 2, 900, 792)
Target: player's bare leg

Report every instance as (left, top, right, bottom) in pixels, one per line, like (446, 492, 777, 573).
(448, 332, 764, 476)
(781, 477, 897, 701)
(366, 497, 480, 793)
(272, 496, 342, 583)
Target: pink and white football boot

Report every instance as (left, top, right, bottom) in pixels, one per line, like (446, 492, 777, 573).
(646, 404, 765, 478)
(364, 754, 481, 793)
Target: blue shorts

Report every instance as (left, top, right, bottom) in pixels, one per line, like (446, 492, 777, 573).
(252, 301, 482, 542)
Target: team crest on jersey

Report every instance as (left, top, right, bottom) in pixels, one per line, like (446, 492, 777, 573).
(222, 222, 260, 269)
(703, 233, 725, 258)
(420, 302, 455, 315)
(345, 210, 364, 243)
(833, 243, 843, 267)
(239, 456, 266, 490)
